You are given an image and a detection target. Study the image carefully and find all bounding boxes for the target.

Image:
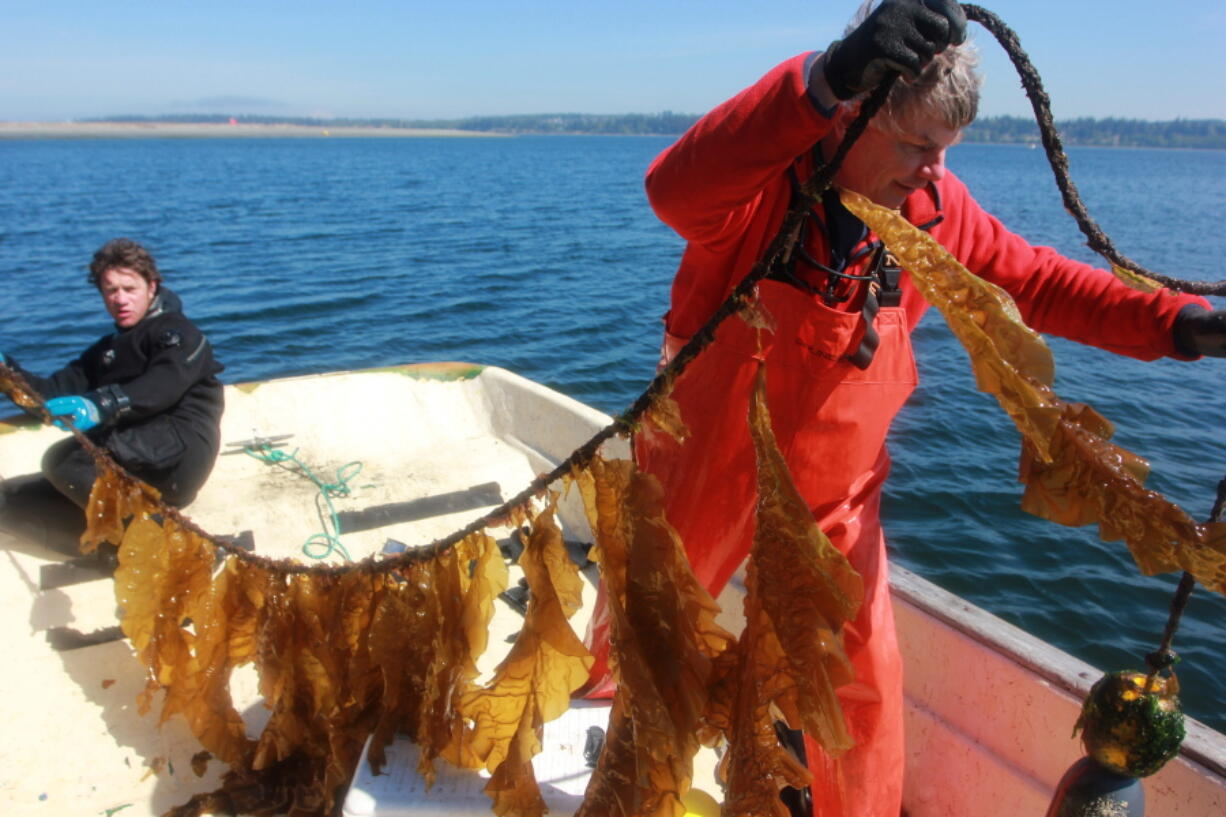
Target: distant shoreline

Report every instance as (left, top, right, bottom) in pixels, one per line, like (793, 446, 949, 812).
(3, 118, 1224, 149)
(0, 121, 499, 139)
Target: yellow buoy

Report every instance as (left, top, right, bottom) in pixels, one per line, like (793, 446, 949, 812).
(681, 788, 721, 817)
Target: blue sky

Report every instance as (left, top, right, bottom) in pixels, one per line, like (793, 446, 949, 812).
(3, 1, 1223, 122)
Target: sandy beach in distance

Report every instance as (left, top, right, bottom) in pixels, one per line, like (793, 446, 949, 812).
(0, 121, 497, 139)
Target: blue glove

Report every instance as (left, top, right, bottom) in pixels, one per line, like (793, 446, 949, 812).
(0, 351, 6, 365)
(45, 395, 101, 431)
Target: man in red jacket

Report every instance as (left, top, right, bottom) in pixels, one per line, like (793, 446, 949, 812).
(590, 1, 1224, 815)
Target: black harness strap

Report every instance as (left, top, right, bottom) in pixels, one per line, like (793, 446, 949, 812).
(770, 153, 946, 369)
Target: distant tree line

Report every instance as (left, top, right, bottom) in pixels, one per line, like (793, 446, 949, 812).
(93, 112, 1226, 147)
(963, 116, 1226, 149)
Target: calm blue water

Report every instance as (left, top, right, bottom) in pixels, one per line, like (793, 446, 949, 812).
(1, 135, 1223, 732)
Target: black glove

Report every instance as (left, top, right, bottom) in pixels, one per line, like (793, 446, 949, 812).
(824, 0, 968, 100)
(1174, 305, 1226, 358)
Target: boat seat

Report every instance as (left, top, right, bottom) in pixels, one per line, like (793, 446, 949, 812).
(337, 481, 504, 534)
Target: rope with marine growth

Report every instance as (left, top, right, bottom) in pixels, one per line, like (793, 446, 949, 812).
(3, 5, 1219, 575)
(963, 4, 1226, 296)
(1142, 476, 1226, 693)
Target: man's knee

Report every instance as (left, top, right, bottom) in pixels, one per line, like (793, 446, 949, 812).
(0, 474, 87, 556)
(40, 438, 96, 508)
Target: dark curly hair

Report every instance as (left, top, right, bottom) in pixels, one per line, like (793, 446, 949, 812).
(88, 238, 162, 288)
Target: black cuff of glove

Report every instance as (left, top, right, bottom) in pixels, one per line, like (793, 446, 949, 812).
(1173, 304, 1200, 357)
(1172, 303, 1226, 358)
(805, 51, 843, 117)
(822, 39, 857, 101)
(86, 384, 132, 424)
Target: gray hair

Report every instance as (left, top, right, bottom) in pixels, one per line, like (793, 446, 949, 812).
(845, 1, 982, 133)
(878, 45, 981, 134)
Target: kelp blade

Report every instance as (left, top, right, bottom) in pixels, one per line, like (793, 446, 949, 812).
(841, 189, 1226, 596)
(576, 456, 733, 817)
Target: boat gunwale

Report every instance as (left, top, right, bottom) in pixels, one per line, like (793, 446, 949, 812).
(890, 561, 1226, 779)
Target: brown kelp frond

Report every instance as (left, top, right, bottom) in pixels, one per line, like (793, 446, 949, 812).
(842, 190, 1226, 595)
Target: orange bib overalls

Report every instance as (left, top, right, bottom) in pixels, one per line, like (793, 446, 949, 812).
(586, 278, 917, 817)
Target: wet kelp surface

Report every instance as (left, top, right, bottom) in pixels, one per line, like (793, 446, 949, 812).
(842, 189, 1226, 594)
(3, 199, 1224, 816)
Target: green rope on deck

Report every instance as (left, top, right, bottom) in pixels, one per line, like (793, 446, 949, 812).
(242, 444, 362, 562)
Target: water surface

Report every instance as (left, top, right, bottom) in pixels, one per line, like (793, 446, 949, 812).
(1, 135, 1222, 730)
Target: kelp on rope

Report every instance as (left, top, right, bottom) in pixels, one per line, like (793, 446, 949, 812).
(1, 4, 1223, 816)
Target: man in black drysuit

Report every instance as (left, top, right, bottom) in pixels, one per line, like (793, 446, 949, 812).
(0, 238, 224, 553)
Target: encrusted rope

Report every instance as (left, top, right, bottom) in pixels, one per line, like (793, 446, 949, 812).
(3, 5, 1220, 576)
(1143, 477, 1226, 692)
(963, 4, 1226, 296)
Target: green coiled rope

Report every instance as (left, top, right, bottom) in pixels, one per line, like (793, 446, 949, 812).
(243, 443, 363, 562)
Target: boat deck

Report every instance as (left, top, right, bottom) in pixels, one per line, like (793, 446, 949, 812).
(0, 364, 627, 816)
